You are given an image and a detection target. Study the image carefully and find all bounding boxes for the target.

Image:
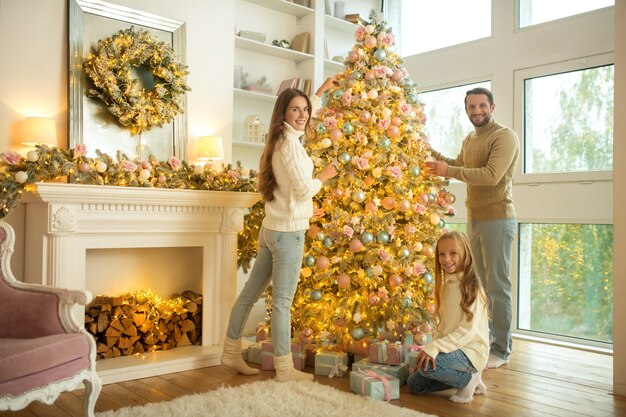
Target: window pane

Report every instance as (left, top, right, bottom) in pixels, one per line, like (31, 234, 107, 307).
(394, 0, 491, 56)
(518, 223, 613, 344)
(519, 0, 614, 28)
(524, 65, 614, 174)
(420, 81, 491, 159)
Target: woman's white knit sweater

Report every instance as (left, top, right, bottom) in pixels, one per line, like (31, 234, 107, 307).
(262, 122, 322, 232)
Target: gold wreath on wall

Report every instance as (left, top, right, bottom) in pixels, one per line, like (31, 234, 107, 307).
(83, 27, 191, 135)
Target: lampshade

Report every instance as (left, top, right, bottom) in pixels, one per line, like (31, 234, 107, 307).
(22, 117, 57, 146)
(197, 136, 224, 161)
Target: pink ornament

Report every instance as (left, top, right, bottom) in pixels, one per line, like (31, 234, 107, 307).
(422, 244, 435, 258)
(391, 117, 402, 126)
(79, 162, 91, 173)
(359, 110, 371, 123)
(420, 322, 432, 333)
(349, 238, 364, 252)
(365, 70, 376, 81)
(387, 125, 400, 138)
(337, 273, 351, 288)
(333, 187, 345, 198)
(381, 196, 395, 210)
(426, 302, 436, 315)
(364, 35, 377, 48)
(316, 256, 330, 270)
(158, 174, 167, 184)
(391, 69, 403, 81)
(365, 201, 378, 213)
(397, 199, 410, 212)
(389, 274, 402, 288)
(347, 51, 358, 63)
(418, 193, 430, 205)
(368, 294, 380, 306)
(330, 128, 343, 141)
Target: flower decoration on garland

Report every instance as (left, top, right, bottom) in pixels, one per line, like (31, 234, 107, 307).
(83, 27, 191, 135)
(0, 145, 257, 220)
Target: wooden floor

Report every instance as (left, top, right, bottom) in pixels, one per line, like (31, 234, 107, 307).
(2, 339, 625, 417)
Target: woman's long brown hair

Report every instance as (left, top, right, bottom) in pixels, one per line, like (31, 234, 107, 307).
(433, 231, 487, 322)
(258, 88, 313, 201)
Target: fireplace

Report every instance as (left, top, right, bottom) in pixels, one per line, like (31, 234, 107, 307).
(14, 183, 259, 383)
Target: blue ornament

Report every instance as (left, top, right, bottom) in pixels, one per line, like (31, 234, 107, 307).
(342, 123, 354, 135)
(422, 272, 434, 285)
(378, 136, 390, 150)
(338, 152, 351, 164)
(398, 247, 410, 258)
(323, 236, 333, 248)
(365, 267, 374, 277)
(303, 255, 315, 267)
(404, 78, 415, 88)
(311, 289, 323, 301)
(402, 297, 413, 308)
(373, 49, 387, 62)
(439, 218, 446, 228)
(407, 93, 418, 104)
(428, 193, 436, 204)
(409, 166, 421, 177)
(316, 124, 327, 134)
(376, 231, 390, 244)
(333, 89, 345, 100)
(360, 231, 374, 245)
(352, 71, 362, 80)
(351, 327, 365, 340)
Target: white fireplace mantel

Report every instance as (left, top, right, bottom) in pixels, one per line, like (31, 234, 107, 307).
(18, 182, 260, 383)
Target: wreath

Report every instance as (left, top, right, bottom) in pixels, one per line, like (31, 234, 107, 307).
(83, 27, 191, 135)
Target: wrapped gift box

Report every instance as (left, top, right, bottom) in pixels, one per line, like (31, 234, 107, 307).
(247, 342, 263, 365)
(405, 350, 421, 374)
(261, 341, 307, 371)
(369, 341, 405, 365)
(352, 358, 409, 386)
(314, 351, 348, 378)
(304, 344, 318, 367)
(350, 369, 400, 401)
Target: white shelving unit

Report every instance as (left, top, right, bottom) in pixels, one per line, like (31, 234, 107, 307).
(232, 0, 378, 169)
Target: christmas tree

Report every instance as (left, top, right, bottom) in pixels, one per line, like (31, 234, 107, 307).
(289, 11, 456, 352)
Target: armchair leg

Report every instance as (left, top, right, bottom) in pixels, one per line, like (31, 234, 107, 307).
(83, 371, 102, 417)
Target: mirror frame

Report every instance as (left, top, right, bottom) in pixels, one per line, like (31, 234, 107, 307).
(68, 0, 188, 160)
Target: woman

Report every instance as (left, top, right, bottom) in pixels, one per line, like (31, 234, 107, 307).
(221, 83, 337, 382)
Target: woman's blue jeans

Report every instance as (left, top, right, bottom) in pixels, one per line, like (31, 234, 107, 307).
(226, 226, 305, 356)
(407, 350, 476, 394)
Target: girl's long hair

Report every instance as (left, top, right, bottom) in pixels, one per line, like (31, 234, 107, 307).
(433, 231, 486, 322)
(258, 88, 313, 201)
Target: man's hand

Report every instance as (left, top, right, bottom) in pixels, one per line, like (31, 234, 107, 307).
(425, 161, 449, 177)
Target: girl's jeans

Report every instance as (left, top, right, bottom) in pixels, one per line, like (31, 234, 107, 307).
(226, 226, 305, 356)
(407, 350, 476, 393)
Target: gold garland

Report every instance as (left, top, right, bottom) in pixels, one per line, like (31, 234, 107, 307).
(83, 27, 191, 135)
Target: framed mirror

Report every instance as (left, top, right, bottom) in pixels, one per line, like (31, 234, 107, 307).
(69, 0, 188, 160)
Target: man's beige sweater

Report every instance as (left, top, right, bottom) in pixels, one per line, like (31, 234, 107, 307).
(431, 118, 519, 220)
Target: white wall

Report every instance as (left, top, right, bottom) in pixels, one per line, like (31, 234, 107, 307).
(613, 0, 625, 398)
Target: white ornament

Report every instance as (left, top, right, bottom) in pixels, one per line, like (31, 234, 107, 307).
(26, 150, 39, 162)
(15, 171, 28, 183)
(139, 169, 151, 180)
(95, 161, 107, 173)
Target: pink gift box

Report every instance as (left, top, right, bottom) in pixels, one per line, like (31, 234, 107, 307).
(369, 341, 404, 365)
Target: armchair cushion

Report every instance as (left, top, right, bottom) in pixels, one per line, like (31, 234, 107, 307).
(0, 334, 90, 396)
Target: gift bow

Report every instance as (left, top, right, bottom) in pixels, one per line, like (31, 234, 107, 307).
(328, 363, 348, 378)
(358, 369, 392, 401)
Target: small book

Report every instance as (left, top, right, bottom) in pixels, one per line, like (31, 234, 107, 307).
(291, 32, 310, 53)
(303, 79, 311, 96)
(276, 78, 299, 96)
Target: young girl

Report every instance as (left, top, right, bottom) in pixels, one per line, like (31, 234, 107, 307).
(220, 83, 337, 382)
(407, 231, 489, 403)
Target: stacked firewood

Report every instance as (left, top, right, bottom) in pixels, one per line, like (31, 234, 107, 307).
(85, 289, 202, 359)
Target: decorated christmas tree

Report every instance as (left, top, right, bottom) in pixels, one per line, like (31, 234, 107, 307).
(288, 11, 456, 352)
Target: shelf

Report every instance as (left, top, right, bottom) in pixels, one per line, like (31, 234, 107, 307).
(243, 0, 314, 18)
(234, 88, 277, 102)
(324, 59, 344, 73)
(235, 36, 314, 62)
(325, 15, 358, 33)
(233, 140, 266, 149)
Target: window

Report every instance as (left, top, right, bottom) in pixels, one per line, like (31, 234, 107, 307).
(523, 65, 614, 174)
(518, 223, 613, 345)
(385, 0, 491, 57)
(420, 81, 491, 159)
(519, 0, 614, 28)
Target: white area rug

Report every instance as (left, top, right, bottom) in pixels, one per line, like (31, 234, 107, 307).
(95, 379, 437, 417)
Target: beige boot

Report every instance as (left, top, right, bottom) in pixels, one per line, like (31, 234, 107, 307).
(221, 337, 259, 375)
(274, 353, 313, 382)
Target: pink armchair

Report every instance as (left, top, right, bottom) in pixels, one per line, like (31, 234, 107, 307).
(0, 221, 101, 416)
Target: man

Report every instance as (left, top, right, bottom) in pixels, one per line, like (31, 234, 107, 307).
(426, 87, 519, 368)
